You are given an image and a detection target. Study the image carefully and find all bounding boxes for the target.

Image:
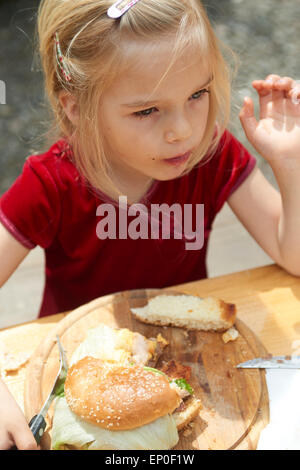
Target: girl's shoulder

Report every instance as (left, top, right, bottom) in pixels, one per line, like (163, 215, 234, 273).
(25, 139, 82, 189)
(193, 129, 256, 180)
(203, 129, 246, 166)
(197, 129, 257, 214)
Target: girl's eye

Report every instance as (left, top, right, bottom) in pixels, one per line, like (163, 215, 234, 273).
(133, 88, 210, 119)
(190, 88, 210, 100)
(134, 107, 157, 118)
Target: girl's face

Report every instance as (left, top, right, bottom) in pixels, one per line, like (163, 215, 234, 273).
(99, 37, 211, 197)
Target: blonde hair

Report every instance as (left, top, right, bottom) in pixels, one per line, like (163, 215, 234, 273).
(37, 0, 232, 204)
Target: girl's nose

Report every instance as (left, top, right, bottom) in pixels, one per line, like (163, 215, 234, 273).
(164, 111, 193, 143)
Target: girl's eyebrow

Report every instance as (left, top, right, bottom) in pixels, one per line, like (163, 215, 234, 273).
(121, 77, 212, 108)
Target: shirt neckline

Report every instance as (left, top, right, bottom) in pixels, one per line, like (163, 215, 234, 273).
(93, 178, 160, 207)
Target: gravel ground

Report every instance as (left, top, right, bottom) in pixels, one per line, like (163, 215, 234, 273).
(0, 0, 299, 194)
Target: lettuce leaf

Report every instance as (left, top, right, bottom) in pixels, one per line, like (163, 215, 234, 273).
(143, 366, 194, 395)
(143, 366, 167, 376)
(172, 378, 194, 395)
(51, 397, 179, 450)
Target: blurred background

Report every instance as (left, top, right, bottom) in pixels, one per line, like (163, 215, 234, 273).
(0, 0, 299, 327)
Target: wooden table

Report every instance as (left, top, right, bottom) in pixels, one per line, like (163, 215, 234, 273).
(1, 263, 300, 415)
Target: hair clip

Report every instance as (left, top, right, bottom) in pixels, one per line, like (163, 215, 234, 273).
(107, 0, 143, 19)
(54, 32, 72, 83)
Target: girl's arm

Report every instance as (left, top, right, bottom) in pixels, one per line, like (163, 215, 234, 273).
(0, 222, 30, 287)
(227, 166, 287, 269)
(228, 75, 300, 276)
(0, 222, 38, 449)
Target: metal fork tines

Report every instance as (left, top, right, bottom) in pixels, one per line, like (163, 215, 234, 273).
(56, 335, 69, 377)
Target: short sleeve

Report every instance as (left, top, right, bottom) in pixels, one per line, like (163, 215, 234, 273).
(0, 158, 61, 249)
(208, 130, 257, 214)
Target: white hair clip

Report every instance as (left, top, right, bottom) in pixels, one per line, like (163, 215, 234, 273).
(107, 0, 142, 19)
(291, 80, 300, 105)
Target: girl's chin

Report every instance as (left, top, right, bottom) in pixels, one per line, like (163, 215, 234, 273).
(123, 159, 189, 186)
(153, 161, 189, 180)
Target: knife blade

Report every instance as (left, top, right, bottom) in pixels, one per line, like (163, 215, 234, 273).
(236, 355, 300, 369)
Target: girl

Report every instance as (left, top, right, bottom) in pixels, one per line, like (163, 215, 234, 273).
(0, 0, 299, 450)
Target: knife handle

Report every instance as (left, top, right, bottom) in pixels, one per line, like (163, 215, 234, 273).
(8, 415, 47, 450)
(29, 414, 47, 444)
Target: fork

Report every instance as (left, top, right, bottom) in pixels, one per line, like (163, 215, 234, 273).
(9, 335, 68, 450)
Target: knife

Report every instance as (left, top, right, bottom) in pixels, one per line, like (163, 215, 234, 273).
(236, 355, 300, 369)
(9, 335, 68, 450)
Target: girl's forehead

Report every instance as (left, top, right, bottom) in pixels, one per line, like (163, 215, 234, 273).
(107, 38, 210, 100)
(120, 36, 207, 75)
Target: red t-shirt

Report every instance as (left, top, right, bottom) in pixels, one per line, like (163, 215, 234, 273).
(0, 130, 256, 317)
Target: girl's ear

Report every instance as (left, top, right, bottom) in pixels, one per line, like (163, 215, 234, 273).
(59, 91, 79, 126)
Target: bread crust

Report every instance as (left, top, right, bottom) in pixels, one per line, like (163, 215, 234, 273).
(64, 356, 181, 431)
(219, 300, 236, 325)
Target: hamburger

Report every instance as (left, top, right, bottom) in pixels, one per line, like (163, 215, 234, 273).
(51, 324, 201, 450)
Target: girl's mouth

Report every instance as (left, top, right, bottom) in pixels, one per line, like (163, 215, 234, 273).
(163, 151, 192, 166)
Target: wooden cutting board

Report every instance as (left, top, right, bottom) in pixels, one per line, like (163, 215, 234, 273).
(24, 288, 269, 450)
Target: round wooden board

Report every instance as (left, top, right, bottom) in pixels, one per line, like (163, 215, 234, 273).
(24, 288, 269, 450)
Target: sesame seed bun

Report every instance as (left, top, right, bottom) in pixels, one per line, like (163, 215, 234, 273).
(64, 356, 181, 431)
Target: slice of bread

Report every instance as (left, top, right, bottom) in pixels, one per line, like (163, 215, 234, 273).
(131, 294, 236, 331)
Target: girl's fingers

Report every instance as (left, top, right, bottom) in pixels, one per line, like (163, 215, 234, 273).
(253, 75, 294, 96)
(9, 419, 39, 450)
(273, 76, 294, 90)
(0, 432, 14, 450)
(254, 74, 281, 95)
(264, 74, 282, 83)
(0, 379, 39, 450)
(239, 97, 258, 141)
(288, 84, 300, 105)
(252, 80, 270, 97)
(12, 430, 39, 450)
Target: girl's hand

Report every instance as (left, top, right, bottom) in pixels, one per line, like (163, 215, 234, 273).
(239, 75, 300, 167)
(0, 378, 38, 450)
